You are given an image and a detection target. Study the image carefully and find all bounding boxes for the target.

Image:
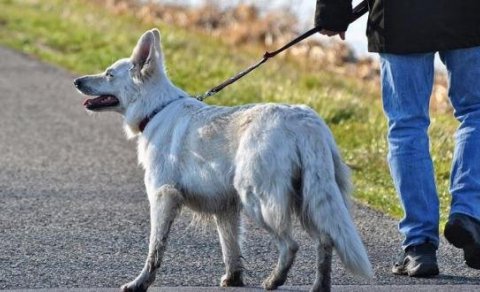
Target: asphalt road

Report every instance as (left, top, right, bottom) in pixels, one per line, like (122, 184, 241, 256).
(0, 46, 479, 291)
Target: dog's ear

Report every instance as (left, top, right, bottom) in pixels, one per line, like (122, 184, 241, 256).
(150, 28, 162, 50)
(130, 29, 162, 80)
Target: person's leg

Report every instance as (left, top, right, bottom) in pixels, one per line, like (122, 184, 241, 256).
(440, 47, 480, 270)
(439, 47, 480, 221)
(380, 53, 439, 249)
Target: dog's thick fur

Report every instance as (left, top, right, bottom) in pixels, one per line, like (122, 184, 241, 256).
(74, 29, 372, 292)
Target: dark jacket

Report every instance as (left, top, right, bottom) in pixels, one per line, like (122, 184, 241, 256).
(315, 0, 480, 54)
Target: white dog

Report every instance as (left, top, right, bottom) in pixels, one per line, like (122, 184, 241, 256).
(74, 28, 372, 292)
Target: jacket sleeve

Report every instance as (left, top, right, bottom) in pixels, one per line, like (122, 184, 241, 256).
(315, 0, 353, 31)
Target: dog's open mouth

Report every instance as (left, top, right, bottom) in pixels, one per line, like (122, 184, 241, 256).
(83, 95, 119, 110)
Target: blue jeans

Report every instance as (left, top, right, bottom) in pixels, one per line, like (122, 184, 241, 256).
(380, 46, 480, 250)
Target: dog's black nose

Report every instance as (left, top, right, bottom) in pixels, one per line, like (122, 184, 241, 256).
(73, 78, 82, 88)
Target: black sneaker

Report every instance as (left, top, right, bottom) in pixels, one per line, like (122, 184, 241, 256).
(392, 242, 439, 277)
(444, 213, 480, 270)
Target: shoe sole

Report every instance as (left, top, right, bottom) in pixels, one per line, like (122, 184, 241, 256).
(392, 263, 439, 277)
(407, 263, 439, 277)
(444, 219, 480, 269)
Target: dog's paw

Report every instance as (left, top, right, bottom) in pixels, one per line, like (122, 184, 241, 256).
(262, 274, 286, 291)
(220, 271, 244, 287)
(120, 282, 147, 292)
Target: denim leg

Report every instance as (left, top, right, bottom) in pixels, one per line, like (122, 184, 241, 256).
(440, 47, 480, 221)
(380, 53, 439, 249)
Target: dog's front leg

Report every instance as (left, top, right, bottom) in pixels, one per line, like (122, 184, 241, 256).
(215, 209, 244, 287)
(121, 185, 183, 292)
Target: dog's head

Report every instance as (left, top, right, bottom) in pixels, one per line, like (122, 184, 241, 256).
(73, 28, 166, 115)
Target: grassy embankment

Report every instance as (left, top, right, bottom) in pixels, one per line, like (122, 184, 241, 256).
(0, 0, 459, 227)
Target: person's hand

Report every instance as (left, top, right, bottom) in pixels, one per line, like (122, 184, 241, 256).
(319, 29, 345, 40)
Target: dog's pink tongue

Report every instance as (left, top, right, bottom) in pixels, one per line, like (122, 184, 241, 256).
(83, 95, 119, 110)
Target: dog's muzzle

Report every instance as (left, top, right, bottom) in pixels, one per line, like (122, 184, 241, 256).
(73, 77, 120, 111)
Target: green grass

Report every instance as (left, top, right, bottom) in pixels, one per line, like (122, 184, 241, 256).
(0, 0, 460, 228)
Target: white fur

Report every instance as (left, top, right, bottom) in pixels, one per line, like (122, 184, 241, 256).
(75, 29, 373, 292)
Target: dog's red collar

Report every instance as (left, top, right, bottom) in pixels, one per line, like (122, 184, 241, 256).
(138, 97, 185, 133)
(138, 116, 152, 133)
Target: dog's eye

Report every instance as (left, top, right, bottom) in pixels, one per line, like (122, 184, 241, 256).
(106, 71, 114, 78)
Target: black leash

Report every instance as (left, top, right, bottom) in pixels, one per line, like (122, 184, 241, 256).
(194, 0, 369, 101)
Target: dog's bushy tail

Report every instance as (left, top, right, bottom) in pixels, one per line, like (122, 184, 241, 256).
(298, 123, 373, 279)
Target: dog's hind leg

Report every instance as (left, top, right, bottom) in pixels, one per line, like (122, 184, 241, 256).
(121, 185, 183, 292)
(262, 227, 299, 290)
(248, 201, 298, 290)
(311, 239, 333, 292)
(235, 185, 298, 289)
(215, 208, 244, 287)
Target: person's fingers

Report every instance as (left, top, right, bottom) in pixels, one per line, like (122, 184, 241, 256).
(319, 29, 346, 40)
(320, 29, 336, 36)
